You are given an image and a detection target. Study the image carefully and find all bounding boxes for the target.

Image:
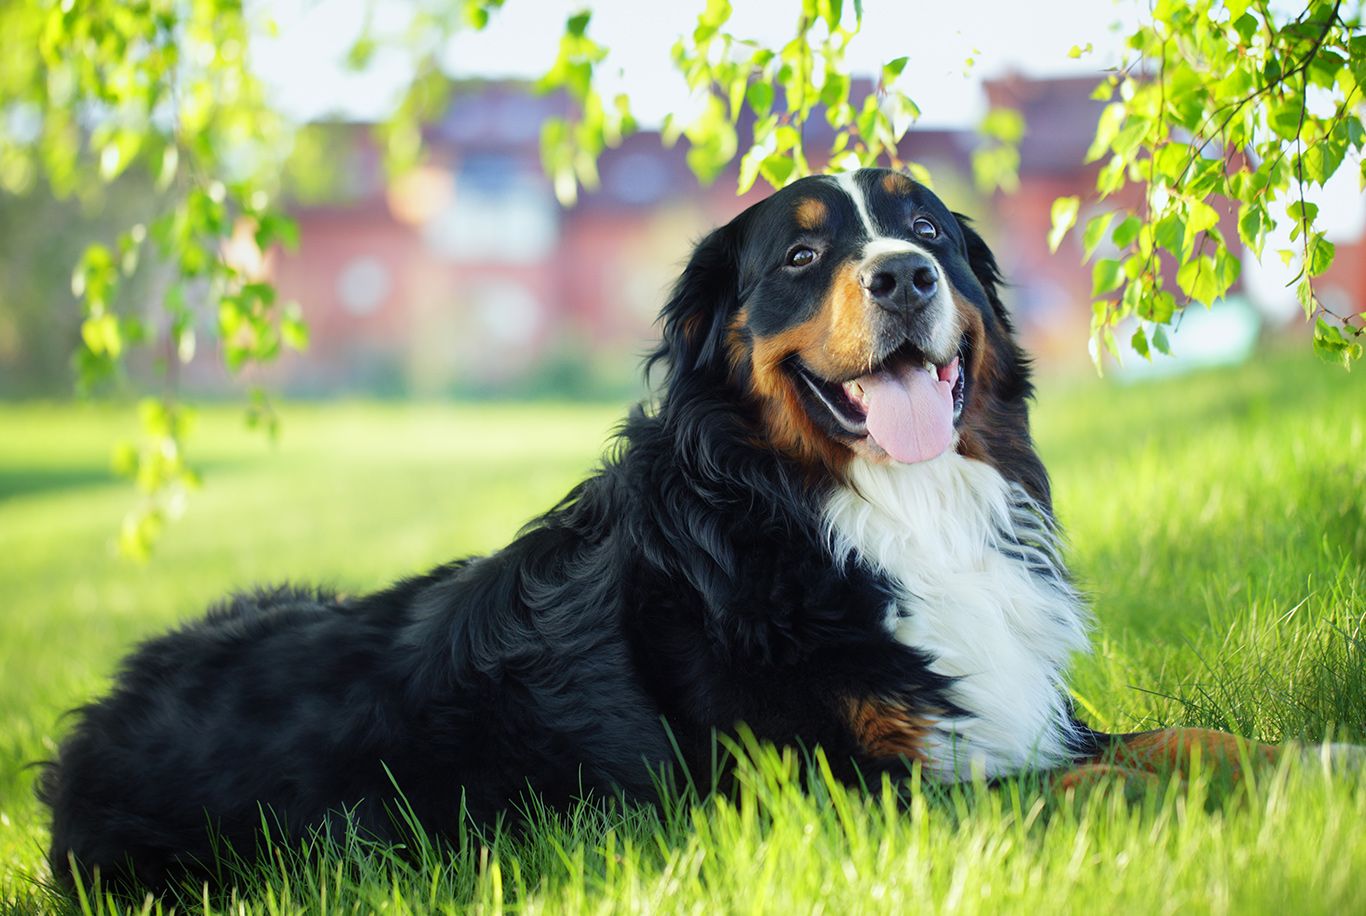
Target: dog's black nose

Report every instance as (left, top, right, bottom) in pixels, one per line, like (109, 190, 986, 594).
(860, 252, 939, 315)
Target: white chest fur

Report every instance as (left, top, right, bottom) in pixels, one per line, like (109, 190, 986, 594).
(823, 453, 1092, 780)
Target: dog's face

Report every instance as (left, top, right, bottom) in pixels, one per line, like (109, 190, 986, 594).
(658, 168, 1046, 500)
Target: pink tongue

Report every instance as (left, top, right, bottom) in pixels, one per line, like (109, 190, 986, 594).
(858, 362, 955, 464)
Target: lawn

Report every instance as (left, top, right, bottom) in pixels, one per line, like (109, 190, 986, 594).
(1, 346, 1364, 914)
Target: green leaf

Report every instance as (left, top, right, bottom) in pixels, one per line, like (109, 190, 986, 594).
(1268, 97, 1303, 141)
(566, 10, 592, 37)
(819, 71, 850, 111)
(1176, 255, 1221, 305)
(1213, 248, 1241, 296)
(1154, 290, 1176, 324)
(1121, 274, 1143, 317)
(1154, 213, 1186, 259)
(1096, 155, 1127, 195)
(737, 145, 767, 194)
(1287, 200, 1319, 224)
(979, 107, 1024, 144)
(1111, 215, 1141, 249)
(759, 153, 796, 188)
(345, 35, 377, 70)
(1237, 202, 1266, 256)
(1302, 138, 1346, 186)
(1091, 258, 1123, 297)
(1048, 196, 1080, 253)
(254, 213, 300, 252)
(281, 302, 309, 352)
(881, 56, 908, 85)
(1152, 324, 1171, 355)
(81, 314, 123, 358)
(746, 81, 773, 118)
(1287, 200, 1319, 243)
(1090, 76, 1117, 101)
(1313, 319, 1361, 368)
(1110, 116, 1150, 159)
(1307, 234, 1335, 277)
(1153, 144, 1187, 183)
(1086, 104, 1125, 163)
(1185, 199, 1219, 236)
(1081, 211, 1114, 261)
(818, 0, 844, 30)
(1130, 324, 1150, 359)
(1296, 278, 1316, 317)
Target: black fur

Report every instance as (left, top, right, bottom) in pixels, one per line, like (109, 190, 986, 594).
(40, 170, 1093, 893)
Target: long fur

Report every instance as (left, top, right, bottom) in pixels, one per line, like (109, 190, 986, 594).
(825, 453, 1091, 779)
(40, 170, 1104, 894)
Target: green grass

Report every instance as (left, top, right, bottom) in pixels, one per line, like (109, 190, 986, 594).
(1, 347, 1364, 913)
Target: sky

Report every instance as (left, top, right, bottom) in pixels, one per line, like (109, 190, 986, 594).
(249, 0, 1364, 254)
(251, 0, 1145, 129)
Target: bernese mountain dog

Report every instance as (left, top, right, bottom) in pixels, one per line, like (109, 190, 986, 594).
(40, 168, 1322, 894)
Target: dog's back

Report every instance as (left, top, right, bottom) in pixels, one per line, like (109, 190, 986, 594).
(41, 541, 685, 892)
(41, 585, 420, 888)
(42, 170, 1097, 894)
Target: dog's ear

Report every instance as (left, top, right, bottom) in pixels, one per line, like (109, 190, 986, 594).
(954, 213, 1011, 326)
(646, 216, 747, 390)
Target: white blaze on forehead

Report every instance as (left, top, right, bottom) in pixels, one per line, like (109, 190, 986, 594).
(833, 170, 878, 237)
(830, 171, 960, 359)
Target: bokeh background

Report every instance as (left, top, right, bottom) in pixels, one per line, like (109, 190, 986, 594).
(4, 4, 1366, 910)
(2, 0, 1364, 402)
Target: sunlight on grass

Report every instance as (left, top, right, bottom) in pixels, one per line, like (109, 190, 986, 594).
(1, 347, 1364, 913)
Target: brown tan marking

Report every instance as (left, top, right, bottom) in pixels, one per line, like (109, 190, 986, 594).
(952, 292, 992, 389)
(1112, 728, 1278, 777)
(1052, 728, 1282, 792)
(947, 287, 1054, 503)
(1052, 763, 1158, 793)
(881, 171, 914, 195)
(735, 258, 994, 472)
(795, 197, 827, 230)
(844, 697, 934, 760)
(950, 292, 994, 469)
(679, 310, 708, 353)
(724, 307, 751, 373)
(735, 261, 880, 474)
(749, 261, 874, 381)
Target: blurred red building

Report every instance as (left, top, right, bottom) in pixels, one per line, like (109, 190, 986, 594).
(262, 76, 1365, 396)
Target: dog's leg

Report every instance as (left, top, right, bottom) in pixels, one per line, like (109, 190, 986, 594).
(1076, 728, 1366, 782)
(1044, 728, 1274, 792)
(1109, 727, 1278, 776)
(1051, 763, 1158, 792)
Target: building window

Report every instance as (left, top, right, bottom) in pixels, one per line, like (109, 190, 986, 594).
(423, 155, 558, 263)
(336, 255, 392, 316)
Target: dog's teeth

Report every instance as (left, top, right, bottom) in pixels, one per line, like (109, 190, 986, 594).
(843, 380, 864, 403)
(924, 359, 936, 374)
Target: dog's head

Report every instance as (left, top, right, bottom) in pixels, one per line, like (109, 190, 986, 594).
(653, 168, 1047, 502)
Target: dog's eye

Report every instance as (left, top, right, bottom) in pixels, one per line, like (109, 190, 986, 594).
(786, 246, 818, 268)
(912, 217, 938, 240)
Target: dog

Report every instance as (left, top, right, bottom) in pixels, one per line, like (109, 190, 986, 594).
(40, 168, 1311, 893)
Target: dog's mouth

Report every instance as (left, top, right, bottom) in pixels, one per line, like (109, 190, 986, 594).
(791, 340, 967, 464)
